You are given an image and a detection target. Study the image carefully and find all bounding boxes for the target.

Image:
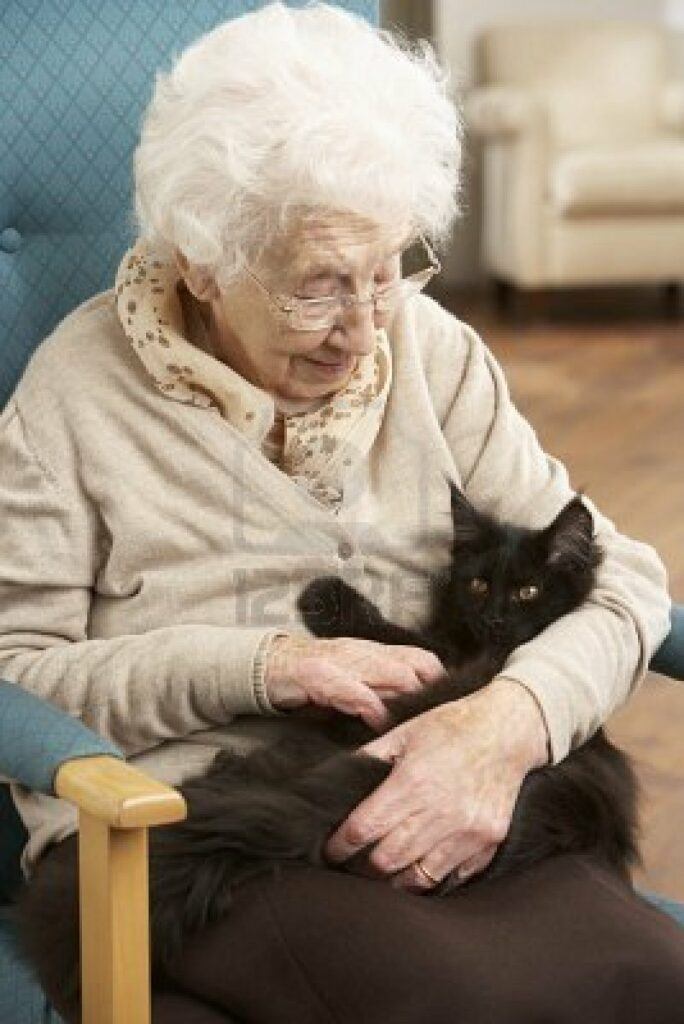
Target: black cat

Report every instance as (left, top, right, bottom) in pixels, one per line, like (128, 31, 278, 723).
(14, 484, 638, 1020)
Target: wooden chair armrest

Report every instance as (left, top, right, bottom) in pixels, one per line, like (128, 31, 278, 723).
(55, 754, 187, 828)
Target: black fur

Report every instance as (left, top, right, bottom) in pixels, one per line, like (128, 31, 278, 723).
(13, 484, 638, 1020)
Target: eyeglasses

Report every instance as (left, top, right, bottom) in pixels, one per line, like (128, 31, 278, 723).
(244, 234, 441, 332)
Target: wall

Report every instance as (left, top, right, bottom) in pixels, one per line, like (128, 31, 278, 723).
(382, 1, 684, 285)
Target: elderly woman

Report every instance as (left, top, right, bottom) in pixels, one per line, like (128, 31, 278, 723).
(2, 4, 683, 1022)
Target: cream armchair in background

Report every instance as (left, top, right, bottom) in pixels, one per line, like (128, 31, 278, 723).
(465, 22, 684, 301)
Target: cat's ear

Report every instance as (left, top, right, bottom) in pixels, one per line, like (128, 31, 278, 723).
(543, 496, 598, 569)
(446, 478, 482, 547)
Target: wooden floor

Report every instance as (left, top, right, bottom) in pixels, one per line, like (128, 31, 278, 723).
(434, 286, 684, 901)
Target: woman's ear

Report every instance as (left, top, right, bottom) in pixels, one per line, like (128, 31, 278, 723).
(174, 249, 220, 302)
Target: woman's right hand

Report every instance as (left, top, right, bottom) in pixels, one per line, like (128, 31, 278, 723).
(264, 635, 446, 731)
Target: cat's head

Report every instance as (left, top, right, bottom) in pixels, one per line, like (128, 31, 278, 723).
(441, 482, 603, 650)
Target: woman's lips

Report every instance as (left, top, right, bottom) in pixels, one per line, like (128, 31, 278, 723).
(305, 355, 355, 375)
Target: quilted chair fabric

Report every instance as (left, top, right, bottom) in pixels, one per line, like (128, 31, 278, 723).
(651, 604, 684, 681)
(0, 907, 63, 1024)
(0, 0, 378, 411)
(0, 678, 122, 903)
(0, 680, 123, 1024)
(643, 892, 684, 930)
(0, 679, 122, 905)
(0, 680, 122, 799)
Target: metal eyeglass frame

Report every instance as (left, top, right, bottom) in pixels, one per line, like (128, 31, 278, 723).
(243, 233, 441, 332)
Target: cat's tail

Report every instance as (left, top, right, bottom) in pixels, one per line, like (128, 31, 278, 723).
(150, 750, 393, 975)
(148, 785, 333, 974)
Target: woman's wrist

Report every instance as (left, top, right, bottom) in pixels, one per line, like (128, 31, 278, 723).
(262, 632, 311, 710)
(486, 676, 551, 771)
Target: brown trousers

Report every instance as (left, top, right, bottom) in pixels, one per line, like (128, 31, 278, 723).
(42, 844, 684, 1023)
(150, 853, 684, 1024)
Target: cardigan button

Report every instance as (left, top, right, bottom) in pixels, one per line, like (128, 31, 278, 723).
(0, 227, 22, 253)
(337, 540, 354, 560)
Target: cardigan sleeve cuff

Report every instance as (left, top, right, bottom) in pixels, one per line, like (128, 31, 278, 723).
(250, 629, 292, 716)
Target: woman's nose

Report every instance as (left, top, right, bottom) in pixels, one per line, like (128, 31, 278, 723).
(334, 299, 378, 356)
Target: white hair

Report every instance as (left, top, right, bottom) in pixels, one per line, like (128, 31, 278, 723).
(133, 2, 462, 284)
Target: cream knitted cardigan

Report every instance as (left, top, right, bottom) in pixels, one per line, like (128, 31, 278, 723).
(0, 281, 670, 875)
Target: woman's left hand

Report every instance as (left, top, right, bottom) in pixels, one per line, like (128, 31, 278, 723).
(324, 677, 550, 889)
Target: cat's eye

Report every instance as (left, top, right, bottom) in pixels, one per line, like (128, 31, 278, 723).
(516, 584, 539, 602)
(469, 577, 489, 596)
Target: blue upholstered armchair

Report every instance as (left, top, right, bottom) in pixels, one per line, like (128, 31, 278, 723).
(0, 2, 682, 1023)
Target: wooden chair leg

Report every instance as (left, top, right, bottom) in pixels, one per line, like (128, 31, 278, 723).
(79, 814, 151, 1024)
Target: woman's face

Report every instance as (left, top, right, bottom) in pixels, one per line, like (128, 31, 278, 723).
(189, 210, 412, 402)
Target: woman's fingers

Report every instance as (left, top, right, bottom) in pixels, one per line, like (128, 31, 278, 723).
(335, 642, 423, 692)
(326, 786, 500, 887)
(303, 661, 391, 731)
(329, 678, 390, 732)
(326, 638, 445, 695)
(356, 767, 496, 880)
(367, 810, 446, 875)
(386, 645, 447, 686)
(390, 840, 500, 892)
(456, 843, 499, 882)
(325, 754, 423, 862)
(294, 659, 389, 733)
(368, 656, 425, 695)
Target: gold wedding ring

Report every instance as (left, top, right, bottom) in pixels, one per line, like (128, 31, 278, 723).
(414, 861, 440, 886)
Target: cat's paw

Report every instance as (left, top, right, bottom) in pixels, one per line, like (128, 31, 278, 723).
(299, 576, 389, 640)
(297, 576, 346, 636)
